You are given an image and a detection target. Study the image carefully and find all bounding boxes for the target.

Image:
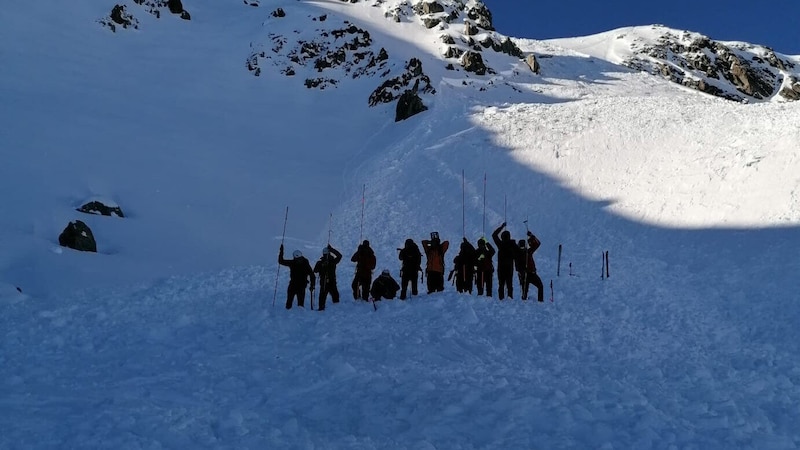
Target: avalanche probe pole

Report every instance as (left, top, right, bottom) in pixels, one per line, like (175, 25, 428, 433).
(557, 244, 562, 277)
(523, 218, 530, 299)
(272, 206, 289, 308)
(482, 172, 487, 236)
(462, 169, 466, 238)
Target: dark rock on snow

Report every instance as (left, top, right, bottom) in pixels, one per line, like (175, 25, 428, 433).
(58, 220, 97, 253)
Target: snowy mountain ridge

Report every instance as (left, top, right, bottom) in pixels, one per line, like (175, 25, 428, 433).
(549, 24, 800, 102)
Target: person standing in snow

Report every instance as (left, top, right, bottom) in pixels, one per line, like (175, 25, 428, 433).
(492, 222, 521, 299)
(278, 245, 315, 309)
(450, 238, 476, 294)
(370, 269, 401, 301)
(398, 238, 423, 300)
(422, 232, 449, 293)
(351, 240, 376, 301)
(313, 245, 343, 311)
(515, 239, 527, 297)
(520, 231, 544, 302)
(474, 237, 495, 297)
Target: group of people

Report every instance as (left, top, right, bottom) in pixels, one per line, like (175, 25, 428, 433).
(277, 222, 544, 310)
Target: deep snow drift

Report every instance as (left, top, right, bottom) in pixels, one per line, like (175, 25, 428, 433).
(2, 0, 800, 448)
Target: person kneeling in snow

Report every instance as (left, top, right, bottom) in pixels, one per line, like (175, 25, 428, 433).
(370, 269, 400, 301)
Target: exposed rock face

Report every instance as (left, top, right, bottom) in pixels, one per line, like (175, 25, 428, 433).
(271, 8, 285, 18)
(395, 90, 428, 121)
(369, 58, 435, 106)
(461, 51, 486, 75)
(99, 5, 139, 32)
(618, 26, 798, 102)
(130, 0, 191, 20)
(525, 54, 540, 74)
(248, 17, 389, 90)
(58, 220, 97, 253)
(77, 201, 125, 218)
(780, 77, 800, 100)
(466, 3, 493, 30)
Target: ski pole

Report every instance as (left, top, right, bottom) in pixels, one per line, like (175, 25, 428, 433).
(602, 251, 605, 280)
(557, 244, 562, 277)
(550, 279, 553, 303)
(605, 250, 610, 278)
(328, 213, 333, 247)
(360, 184, 366, 242)
(523, 218, 529, 299)
(482, 172, 487, 236)
(272, 206, 289, 308)
(462, 169, 466, 238)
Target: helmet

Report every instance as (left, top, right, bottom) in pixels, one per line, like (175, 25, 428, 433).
(292, 250, 303, 258)
(381, 269, 390, 276)
(362, 240, 370, 247)
(501, 230, 511, 241)
(322, 247, 330, 255)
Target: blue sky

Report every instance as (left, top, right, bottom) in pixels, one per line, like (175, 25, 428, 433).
(487, 0, 800, 55)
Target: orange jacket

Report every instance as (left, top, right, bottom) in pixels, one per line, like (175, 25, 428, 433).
(421, 239, 450, 274)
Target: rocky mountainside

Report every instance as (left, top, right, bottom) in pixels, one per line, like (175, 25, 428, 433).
(550, 25, 800, 103)
(98, 0, 539, 121)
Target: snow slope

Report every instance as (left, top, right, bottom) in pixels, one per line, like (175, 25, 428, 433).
(2, 1, 800, 448)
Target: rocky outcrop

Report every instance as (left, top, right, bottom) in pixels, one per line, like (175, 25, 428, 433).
(131, 0, 191, 20)
(619, 26, 798, 102)
(525, 54, 540, 74)
(99, 5, 139, 32)
(461, 51, 486, 75)
(466, 3, 493, 31)
(369, 58, 435, 106)
(77, 201, 125, 218)
(58, 220, 97, 253)
(395, 90, 428, 121)
(780, 78, 800, 100)
(249, 18, 389, 90)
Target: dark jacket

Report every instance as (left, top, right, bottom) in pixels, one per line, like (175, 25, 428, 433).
(398, 239, 423, 274)
(492, 223, 520, 273)
(524, 232, 541, 273)
(351, 242, 376, 275)
(314, 246, 343, 286)
(453, 239, 476, 276)
(475, 239, 495, 272)
(279, 248, 315, 287)
(371, 273, 400, 299)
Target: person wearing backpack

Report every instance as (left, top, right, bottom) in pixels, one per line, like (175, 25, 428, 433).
(398, 238, 423, 300)
(370, 269, 401, 301)
(474, 237, 495, 297)
(452, 238, 476, 294)
(350, 240, 376, 301)
(422, 232, 450, 294)
(278, 245, 315, 309)
(313, 245, 343, 311)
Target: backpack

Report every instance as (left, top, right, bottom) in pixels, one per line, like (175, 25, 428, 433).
(406, 244, 421, 268)
(362, 247, 376, 271)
